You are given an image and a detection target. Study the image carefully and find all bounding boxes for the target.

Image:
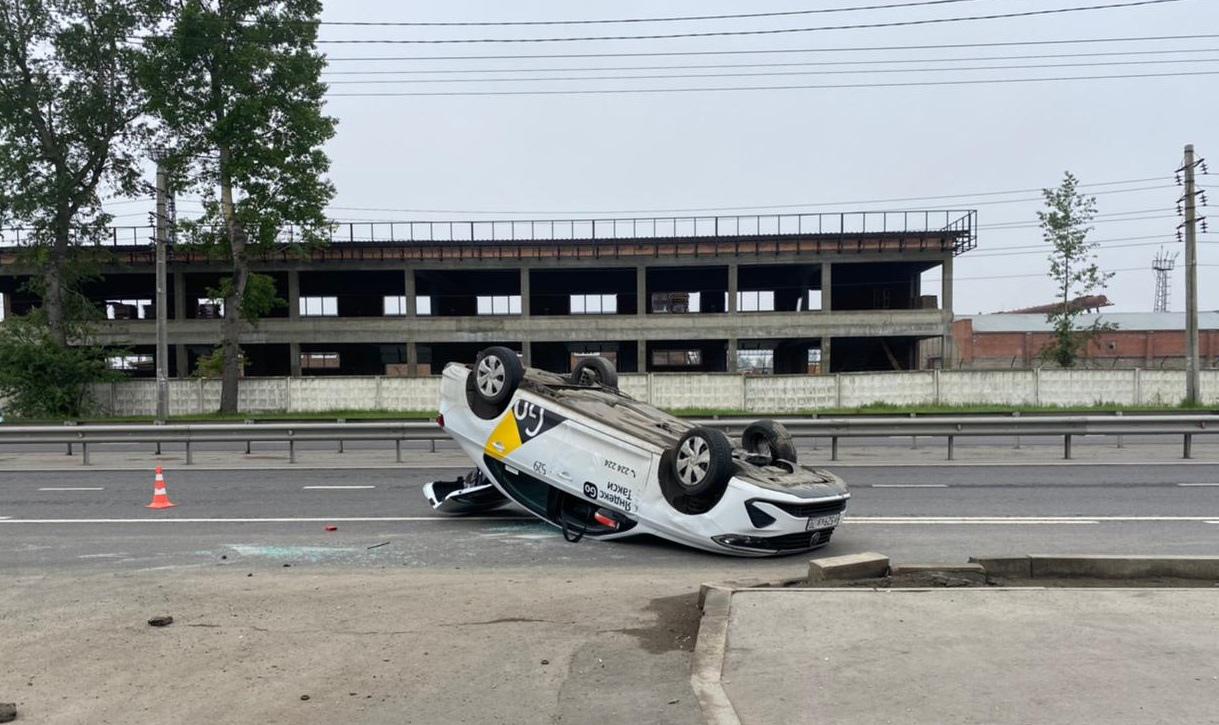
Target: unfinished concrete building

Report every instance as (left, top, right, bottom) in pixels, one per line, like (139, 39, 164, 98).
(0, 210, 974, 377)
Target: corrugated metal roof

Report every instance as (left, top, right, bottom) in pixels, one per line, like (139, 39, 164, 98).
(962, 311, 1219, 333)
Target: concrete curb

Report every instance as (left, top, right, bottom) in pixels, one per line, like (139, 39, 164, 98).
(690, 585, 742, 725)
(968, 555, 1219, 581)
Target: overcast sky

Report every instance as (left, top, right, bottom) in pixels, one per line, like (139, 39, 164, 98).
(191, 0, 1218, 313)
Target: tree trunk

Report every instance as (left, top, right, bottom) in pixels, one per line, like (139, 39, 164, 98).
(43, 210, 72, 347)
(217, 147, 247, 414)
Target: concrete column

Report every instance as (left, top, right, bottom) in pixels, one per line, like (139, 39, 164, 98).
(521, 340, 532, 367)
(175, 345, 188, 378)
(519, 266, 531, 318)
(940, 255, 955, 369)
(727, 262, 738, 313)
(636, 265, 647, 315)
(820, 337, 832, 375)
(289, 341, 301, 377)
(404, 269, 417, 316)
(172, 271, 186, 320)
(287, 269, 301, 320)
(637, 340, 648, 372)
(820, 263, 832, 311)
(727, 338, 738, 372)
(406, 340, 418, 376)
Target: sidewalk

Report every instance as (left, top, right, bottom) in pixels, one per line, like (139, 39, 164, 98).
(0, 437, 1212, 470)
(707, 588, 1219, 725)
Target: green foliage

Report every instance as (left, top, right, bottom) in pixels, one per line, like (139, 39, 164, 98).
(0, 0, 156, 343)
(0, 315, 118, 418)
(193, 346, 247, 379)
(141, 0, 335, 412)
(1037, 172, 1115, 368)
(206, 273, 285, 322)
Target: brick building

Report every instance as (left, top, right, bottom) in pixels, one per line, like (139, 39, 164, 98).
(952, 312, 1219, 369)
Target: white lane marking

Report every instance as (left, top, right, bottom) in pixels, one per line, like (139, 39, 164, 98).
(871, 484, 949, 488)
(0, 516, 10, 520)
(302, 485, 376, 490)
(0, 516, 534, 524)
(1177, 483, 1219, 487)
(38, 487, 105, 491)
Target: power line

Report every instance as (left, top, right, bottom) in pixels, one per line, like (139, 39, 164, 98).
(981, 213, 1179, 230)
(323, 57, 1219, 85)
(322, 34, 1219, 62)
(324, 69, 1219, 97)
(320, 0, 994, 27)
(320, 47, 1219, 75)
(312, 1, 1188, 45)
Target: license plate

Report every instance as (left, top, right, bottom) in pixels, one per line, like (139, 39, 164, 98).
(807, 512, 841, 531)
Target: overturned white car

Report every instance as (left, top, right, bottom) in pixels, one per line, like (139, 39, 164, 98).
(425, 347, 849, 556)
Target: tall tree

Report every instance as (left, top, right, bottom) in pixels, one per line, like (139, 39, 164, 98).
(1038, 172, 1113, 368)
(0, 0, 152, 345)
(142, 0, 334, 413)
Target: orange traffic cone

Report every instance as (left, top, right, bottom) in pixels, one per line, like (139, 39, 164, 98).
(146, 466, 176, 509)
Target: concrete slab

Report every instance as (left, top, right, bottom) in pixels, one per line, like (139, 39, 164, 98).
(808, 552, 890, 582)
(1029, 555, 1219, 581)
(722, 589, 1219, 725)
(969, 555, 1032, 578)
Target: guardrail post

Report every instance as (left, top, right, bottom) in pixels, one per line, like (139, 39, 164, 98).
(1013, 411, 1021, 449)
(289, 431, 296, 464)
(395, 439, 402, 463)
(909, 413, 918, 449)
(1115, 410, 1124, 449)
(1184, 433, 1193, 460)
(81, 441, 89, 466)
(244, 419, 253, 454)
(186, 440, 192, 465)
(947, 435, 954, 461)
(1064, 434, 1073, 460)
(430, 438, 436, 453)
(831, 436, 839, 461)
(337, 419, 345, 454)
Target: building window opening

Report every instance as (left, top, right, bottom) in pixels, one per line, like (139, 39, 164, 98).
(733, 290, 775, 312)
(652, 291, 701, 313)
(383, 296, 407, 316)
(737, 349, 774, 375)
(807, 290, 824, 311)
(196, 297, 224, 318)
(570, 294, 617, 315)
(476, 295, 521, 315)
(652, 349, 702, 367)
(301, 352, 340, 370)
(300, 296, 338, 317)
(416, 295, 432, 316)
(107, 299, 153, 320)
(108, 354, 154, 371)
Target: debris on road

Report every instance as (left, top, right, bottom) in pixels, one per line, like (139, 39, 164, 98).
(299, 695, 310, 701)
(324, 525, 338, 532)
(147, 615, 174, 627)
(0, 702, 16, 723)
(540, 659, 549, 666)
(366, 541, 390, 550)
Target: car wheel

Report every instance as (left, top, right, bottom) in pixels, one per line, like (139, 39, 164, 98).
(671, 427, 734, 498)
(741, 419, 798, 465)
(570, 356, 618, 389)
(466, 346, 523, 418)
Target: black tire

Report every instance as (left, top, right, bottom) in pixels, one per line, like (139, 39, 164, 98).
(670, 427, 734, 498)
(466, 346, 523, 418)
(741, 419, 798, 465)
(570, 356, 618, 389)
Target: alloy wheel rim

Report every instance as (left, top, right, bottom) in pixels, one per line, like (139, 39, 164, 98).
(676, 436, 711, 487)
(476, 355, 506, 396)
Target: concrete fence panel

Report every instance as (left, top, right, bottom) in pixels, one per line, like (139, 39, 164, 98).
(378, 377, 441, 411)
(288, 377, 379, 413)
(743, 375, 838, 413)
(1038, 369, 1137, 406)
(616, 374, 650, 403)
(1203, 371, 1219, 405)
(1138, 370, 1187, 406)
(840, 372, 936, 408)
(648, 374, 745, 411)
(939, 370, 1037, 406)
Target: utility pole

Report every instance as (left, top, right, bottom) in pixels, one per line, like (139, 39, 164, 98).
(154, 153, 170, 421)
(1181, 144, 1200, 406)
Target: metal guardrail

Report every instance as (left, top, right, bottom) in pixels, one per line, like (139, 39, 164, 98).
(0, 414, 1214, 465)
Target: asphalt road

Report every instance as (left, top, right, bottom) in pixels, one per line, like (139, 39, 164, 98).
(2, 463, 1217, 575)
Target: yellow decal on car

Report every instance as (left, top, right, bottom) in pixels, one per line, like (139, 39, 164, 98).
(484, 411, 523, 459)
